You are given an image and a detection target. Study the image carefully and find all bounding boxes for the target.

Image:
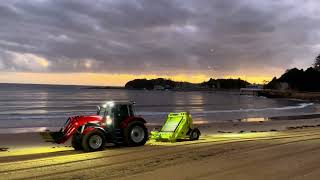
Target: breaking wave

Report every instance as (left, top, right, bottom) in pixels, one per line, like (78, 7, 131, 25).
(138, 103, 314, 116)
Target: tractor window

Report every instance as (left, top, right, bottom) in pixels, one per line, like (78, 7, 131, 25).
(128, 105, 134, 116)
(117, 105, 129, 120)
(98, 108, 106, 116)
(97, 107, 112, 117)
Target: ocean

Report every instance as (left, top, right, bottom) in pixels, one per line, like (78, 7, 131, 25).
(0, 83, 319, 130)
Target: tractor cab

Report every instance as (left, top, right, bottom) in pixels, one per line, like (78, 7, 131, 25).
(97, 101, 135, 128)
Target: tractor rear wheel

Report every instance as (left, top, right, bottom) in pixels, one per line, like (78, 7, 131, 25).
(190, 128, 200, 141)
(71, 134, 83, 150)
(124, 122, 148, 147)
(82, 129, 106, 152)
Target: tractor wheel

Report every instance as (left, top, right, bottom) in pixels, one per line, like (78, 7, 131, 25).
(82, 129, 106, 152)
(71, 134, 83, 150)
(190, 128, 200, 141)
(124, 122, 148, 147)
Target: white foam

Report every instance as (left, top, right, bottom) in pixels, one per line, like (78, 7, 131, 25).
(0, 127, 60, 134)
(138, 103, 314, 116)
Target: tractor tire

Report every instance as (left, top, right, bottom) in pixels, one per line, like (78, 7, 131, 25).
(82, 129, 106, 152)
(124, 121, 148, 147)
(190, 128, 200, 141)
(71, 134, 83, 150)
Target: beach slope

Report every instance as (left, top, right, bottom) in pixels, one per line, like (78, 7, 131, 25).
(1, 127, 320, 179)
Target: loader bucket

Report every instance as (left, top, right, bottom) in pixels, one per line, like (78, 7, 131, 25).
(40, 117, 79, 144)
(151, 112, 194, 142)
(40, 130, 65, 144)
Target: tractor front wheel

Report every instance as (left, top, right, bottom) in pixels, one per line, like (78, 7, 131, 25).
(190, 128, 200, 141)
(124, 122, 148, 147)
(71, 134, 83, 150)
(82, 129, 106, 152)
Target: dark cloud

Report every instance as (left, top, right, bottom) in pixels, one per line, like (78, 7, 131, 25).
(0, 0, 320, 76)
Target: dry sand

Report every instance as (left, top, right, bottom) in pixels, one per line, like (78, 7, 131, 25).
(1, 119, 320, 179)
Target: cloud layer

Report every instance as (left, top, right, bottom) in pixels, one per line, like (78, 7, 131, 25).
(0, 0, 320, 77)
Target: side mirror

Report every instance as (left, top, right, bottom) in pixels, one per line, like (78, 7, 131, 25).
(96, 106, 101, 115)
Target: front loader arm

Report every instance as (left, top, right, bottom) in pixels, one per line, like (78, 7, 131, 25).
(40, 115, 104, 144)
(41, 124, 82, 144)
(41, 116, 97, 144)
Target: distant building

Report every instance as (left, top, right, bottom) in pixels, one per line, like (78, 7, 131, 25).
(240, 84, 263, 96)
(216, 81, 221, 89)
(174, 82, 198, 89)
(245, 84, 263, 89)
(277, 82, 289, 91)
(154, 85, 165, 90)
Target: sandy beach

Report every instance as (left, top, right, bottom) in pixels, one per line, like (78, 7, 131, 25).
(1, 118, 320, 179)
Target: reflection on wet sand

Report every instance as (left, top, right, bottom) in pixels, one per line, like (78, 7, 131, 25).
(240, 117, 270, 122)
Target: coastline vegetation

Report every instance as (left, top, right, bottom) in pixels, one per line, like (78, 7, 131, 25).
(125, 78, 250, 90)
(265, 54, 320, 92)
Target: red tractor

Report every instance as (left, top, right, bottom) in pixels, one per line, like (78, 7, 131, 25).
(43, 101, 148, 152)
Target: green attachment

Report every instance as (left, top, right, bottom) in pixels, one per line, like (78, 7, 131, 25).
(151, 112, 195, 142)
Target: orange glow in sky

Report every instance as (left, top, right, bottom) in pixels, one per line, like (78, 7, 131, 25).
(0, 72, 273, 86)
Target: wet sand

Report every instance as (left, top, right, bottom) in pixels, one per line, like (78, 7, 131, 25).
(1, 119, 320, 179)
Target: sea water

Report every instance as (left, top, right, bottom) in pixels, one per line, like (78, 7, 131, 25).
(0, 83, 319, 130)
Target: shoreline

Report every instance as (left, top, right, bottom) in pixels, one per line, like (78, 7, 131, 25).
(2, 112, 320, 134)
(259, 90, 320, 101)
(1, 117, 320, 152)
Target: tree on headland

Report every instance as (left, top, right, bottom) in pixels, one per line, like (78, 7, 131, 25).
(125, 78, 176, 90)
(315, 54, 320, 70)
(264, 68, 320, 91)
(125, 78, 250, 90)
(200, 78, 249, 89)
(265, 54, 320, 91)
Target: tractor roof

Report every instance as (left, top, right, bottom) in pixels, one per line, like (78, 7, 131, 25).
(100, 101, 135, 108)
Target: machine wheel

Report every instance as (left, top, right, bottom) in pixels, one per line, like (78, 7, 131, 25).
(71, 134, 83, 150)
(124, 122, 148, 147)
(82, 129, 106, 152)
(190, 128, 200, 141)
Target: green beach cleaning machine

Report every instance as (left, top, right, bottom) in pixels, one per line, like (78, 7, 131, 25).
(151, 112, 201, 142)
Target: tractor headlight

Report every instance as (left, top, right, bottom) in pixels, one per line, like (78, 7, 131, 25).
(106, 115, 112, 125)
(107, 101, 115, 107)
(102, 101, 114, 109)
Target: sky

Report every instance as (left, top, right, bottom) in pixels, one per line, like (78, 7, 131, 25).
(0, 0, 320, 86)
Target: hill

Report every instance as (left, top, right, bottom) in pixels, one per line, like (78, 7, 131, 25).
(125, 78, 250, 90)
(265, 67, 320, 92)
